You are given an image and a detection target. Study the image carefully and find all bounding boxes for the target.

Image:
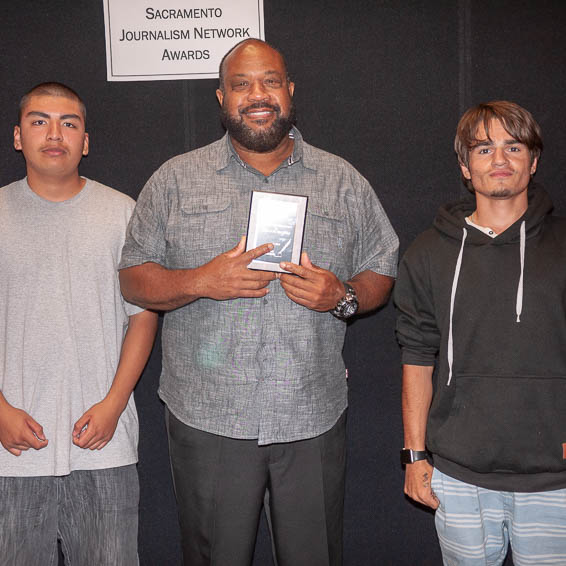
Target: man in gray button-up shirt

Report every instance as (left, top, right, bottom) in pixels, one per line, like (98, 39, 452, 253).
(120, 39, 398, 566)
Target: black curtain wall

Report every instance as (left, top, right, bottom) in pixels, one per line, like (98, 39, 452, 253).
(2, 2, 565, 564)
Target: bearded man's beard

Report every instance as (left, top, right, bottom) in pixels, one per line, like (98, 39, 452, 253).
(221, 101, 296, 152)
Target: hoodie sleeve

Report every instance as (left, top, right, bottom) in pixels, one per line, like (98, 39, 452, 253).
(394, 235, 440, 366)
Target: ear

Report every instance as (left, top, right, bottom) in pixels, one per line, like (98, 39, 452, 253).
(288, 81, 295, 97)
(530, 156, 538, 175)
(459, 161, 471, 180)
(14, 125, 22, 151)
(216, 89, 224, 107)
(82, 132, 89, 156)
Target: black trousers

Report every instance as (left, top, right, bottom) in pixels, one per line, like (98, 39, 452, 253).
(166, 408, 347, 566)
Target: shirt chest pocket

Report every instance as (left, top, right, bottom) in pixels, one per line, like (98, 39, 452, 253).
(303, 204, 352, 280)
(165, 199, 234, 268)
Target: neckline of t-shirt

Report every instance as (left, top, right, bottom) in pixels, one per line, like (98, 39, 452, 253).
(24, 177, 91, 207)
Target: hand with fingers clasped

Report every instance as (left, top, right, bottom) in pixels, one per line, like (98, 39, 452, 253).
(404, 459, 439, 509)
(279, 251, 344, 311)
(72, 396, 125, 451)
(197, 236, 277, 300)
(0, 399, 48, 456)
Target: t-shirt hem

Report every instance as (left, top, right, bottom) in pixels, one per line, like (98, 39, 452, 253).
(0, 455, 138, 478)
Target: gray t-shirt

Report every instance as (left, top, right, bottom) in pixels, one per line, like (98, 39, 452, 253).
(0, 178, 142, 476)
(120, 128, 399, 444)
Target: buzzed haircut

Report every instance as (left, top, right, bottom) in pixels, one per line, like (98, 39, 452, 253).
(218, 38, 290, 93)
(18, 82, 86, 124)
(455, 101, 543, 169)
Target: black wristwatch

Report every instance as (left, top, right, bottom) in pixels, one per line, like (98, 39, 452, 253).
(400, 449, 428, 465)
(331, 282, 359, 320)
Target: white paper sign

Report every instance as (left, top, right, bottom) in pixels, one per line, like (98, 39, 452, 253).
(103, 0, 264, 81)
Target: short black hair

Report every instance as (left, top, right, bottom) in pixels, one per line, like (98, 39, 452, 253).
(19, 82, 86, 124)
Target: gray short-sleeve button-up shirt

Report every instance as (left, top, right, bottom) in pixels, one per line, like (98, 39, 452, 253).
(120, 128, 398, 444)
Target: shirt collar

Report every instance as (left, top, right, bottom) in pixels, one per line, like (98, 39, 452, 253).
(215, 126, 317, 172)
(465, 215, 498, 238)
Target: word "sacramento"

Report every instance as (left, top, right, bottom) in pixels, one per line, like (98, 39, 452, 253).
(146, 8, 222, 19)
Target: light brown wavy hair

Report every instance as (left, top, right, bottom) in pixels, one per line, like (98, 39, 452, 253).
(455, 101, 543, 191)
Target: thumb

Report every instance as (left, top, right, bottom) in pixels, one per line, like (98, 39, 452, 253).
(73, 414, 90, 437)
(226, 236, 246, 258)
(26, 417, 46, 442)
(300, 251, 314, 269)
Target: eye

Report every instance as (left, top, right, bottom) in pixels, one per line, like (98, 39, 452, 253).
(31, 119, 47, 126)
(508, 146, 520, 152)
(62, 122, 77, 128)
(231, 81, 249, 91)
(264, 78, 282, 87)
(478, 148, 490, 154)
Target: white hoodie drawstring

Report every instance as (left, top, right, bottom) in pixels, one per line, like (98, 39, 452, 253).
(447, 221, 526, 385)
(516, 221, 526, 322)
(447, 228, 467, 386)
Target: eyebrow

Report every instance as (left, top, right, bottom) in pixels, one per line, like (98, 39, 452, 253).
(25, 110, 83, 121)
(473, 138, 520, 147)
(230, 70, 283, 79)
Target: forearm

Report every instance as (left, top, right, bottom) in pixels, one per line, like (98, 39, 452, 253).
(349, 270, 395, 314)
(402, 364, 434, 450)
(0, 391, 10, 411)
(105, 310, 158, 410)
(120, 240, 277, 310)
(119, 262, 204, 311)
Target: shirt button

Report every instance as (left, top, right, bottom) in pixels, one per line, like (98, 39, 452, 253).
(489, 230, 494, 235)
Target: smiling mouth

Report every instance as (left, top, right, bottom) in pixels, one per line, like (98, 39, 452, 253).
(240, 103, 280, 119)
(246, 109, 273, 117)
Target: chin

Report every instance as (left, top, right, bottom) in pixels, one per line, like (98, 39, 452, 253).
(247, 119, 271, 127)
(489, 190, 513, 198)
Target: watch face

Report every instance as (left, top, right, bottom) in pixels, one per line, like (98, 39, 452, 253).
(343, 302, 357, 317)
(331, 283, 358, 319)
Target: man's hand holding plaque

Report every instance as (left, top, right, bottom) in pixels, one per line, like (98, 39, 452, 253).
(279, 252, 344, 312)
(197, 236, 277, 300)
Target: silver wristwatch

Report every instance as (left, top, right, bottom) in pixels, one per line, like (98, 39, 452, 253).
(331, 282, 359, 320)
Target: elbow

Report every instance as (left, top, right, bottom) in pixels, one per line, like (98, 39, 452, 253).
(119, 269, 134, 302)
(119, 267, 145, 307)
(375, 275, 395, 309)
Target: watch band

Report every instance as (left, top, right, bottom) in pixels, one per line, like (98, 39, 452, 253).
(400, 449, 428, 465)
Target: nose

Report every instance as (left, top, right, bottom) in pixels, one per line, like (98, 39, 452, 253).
(248, 79, 269, 101)
(47, 121, 63, 141)
(492, 147, 509, 166)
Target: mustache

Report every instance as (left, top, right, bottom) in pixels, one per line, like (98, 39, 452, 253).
(239, 102, 281, 115)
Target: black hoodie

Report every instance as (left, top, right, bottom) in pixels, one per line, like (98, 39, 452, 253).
(395, 184, 566, 491)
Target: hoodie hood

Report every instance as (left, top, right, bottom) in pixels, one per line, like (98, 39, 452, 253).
(433, 183, 553, 245)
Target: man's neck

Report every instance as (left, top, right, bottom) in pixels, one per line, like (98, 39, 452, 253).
(473, 192, 528, 234)
(26, 170, 86, 202)
(231, 135, 295, 177)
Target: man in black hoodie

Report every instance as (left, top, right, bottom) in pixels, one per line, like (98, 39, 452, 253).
(396, 101, 566, 564)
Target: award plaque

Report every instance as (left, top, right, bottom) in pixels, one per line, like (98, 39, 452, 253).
(245, 190, 308, 272)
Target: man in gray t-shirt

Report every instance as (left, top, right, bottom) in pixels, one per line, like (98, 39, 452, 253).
(120, 39, 398, 566)
(0, 82, 157, 565)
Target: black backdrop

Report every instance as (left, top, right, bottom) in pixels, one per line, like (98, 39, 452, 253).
(2, 2, 566, 564)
